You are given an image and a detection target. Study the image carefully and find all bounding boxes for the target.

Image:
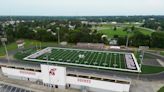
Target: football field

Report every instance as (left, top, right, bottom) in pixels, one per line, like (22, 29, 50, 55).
(24, 47, 140, 72)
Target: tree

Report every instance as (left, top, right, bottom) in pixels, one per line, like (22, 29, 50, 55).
(131, 25, 135, 31)
(113, 35, 119, 38)
(123, 27, 128, 31)
(102, 36, 108, 44)
(130, 31, 150, 47)
(151, 32, 164, 48)
(113, 26, 117, 31)
(0, 25, 4, 36)
(93, 29, 97, 34)
(117, 37, 126, 45)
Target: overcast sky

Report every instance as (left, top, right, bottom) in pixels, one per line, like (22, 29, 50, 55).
(0, 0, 164, 16)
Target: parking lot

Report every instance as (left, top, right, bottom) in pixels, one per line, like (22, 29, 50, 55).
(0, 84, 33, 92)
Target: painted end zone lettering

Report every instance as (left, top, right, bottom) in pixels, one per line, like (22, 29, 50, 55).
(20, 70, 36, 75)
(77, 78, 91, 84)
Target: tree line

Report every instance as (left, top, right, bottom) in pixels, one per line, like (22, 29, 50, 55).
(117, 31, 164, 48)
(0, 19, 164, 48)
(0, 20, 103, 44)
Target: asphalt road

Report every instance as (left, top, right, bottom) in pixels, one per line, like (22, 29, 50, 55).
(143, 52, 164, 67)
(0, 84, 33, 92)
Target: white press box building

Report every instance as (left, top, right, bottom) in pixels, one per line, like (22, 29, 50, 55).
(1, 64, 131, 92)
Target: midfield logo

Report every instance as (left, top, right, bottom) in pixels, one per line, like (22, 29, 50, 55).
(49, 68, 57, 76)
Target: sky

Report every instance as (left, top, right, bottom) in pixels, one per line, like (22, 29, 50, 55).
(0, 0, 164, 16)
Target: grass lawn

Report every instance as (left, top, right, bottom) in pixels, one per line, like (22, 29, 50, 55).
(14, 48, 37, 60)
(141, 65, 164, 74)
(135, 27, 153, 36)
(134, 51, 164, 74)
(160, 51, 164, 56)
(158, 86, 164, 92)
(97, 25, 153, 38)
(0, 39, 40, 56)
(0, 39, 59, 57)
(98, 27, 128, 38)
(23, 39, 61, 48)
(0, 42, 17, 56)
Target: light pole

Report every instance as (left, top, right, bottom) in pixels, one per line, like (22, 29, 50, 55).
(56, 27, 60, 45)
(126, 29, 131, 49)
(140, 50, 145, 69)
(137, 50, 144, 80)
(1, 37, 9, 63)
(137, 46, 149, 80)
(126, 35, 129, 48)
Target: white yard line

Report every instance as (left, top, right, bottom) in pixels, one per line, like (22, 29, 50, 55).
(63, 50, 77, 60)
(50, 49, 62, 57)
(68, 51, 81, 63)
(109, 53, 112, 67)
(79, 51, 89, 64)
(94, 52, 101, 65)
(99, 53, 105, 66)
(104, 53, 108, 66)
(89, 53, 97, 65)
(57, 50, 72, 60)
(114, 54, 116, 68)
(52, 50, 66, 59)
(84, 52, 93, 64)
(78, 51, 86, 64)
(123, 54, 127, 69)
(119, 54, 121, 68)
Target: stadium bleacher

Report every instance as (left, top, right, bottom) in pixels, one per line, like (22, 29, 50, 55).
(125, 54, 136, 69)
(29, 48, 51, 59)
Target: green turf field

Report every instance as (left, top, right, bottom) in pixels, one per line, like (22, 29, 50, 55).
(24, 47, 140, 72)
(160, 51, 164, 56)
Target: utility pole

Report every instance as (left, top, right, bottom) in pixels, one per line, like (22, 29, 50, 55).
(126, 34, 129, 48)
(126, 29, 131, 49)
(1, 23, 10, 64)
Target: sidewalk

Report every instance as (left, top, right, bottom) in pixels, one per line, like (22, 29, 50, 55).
(0, 74, 80, 92)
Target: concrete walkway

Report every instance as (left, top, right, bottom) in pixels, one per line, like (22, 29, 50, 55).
(130, 79, 164, 92)
(157, 59, 164, 67)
